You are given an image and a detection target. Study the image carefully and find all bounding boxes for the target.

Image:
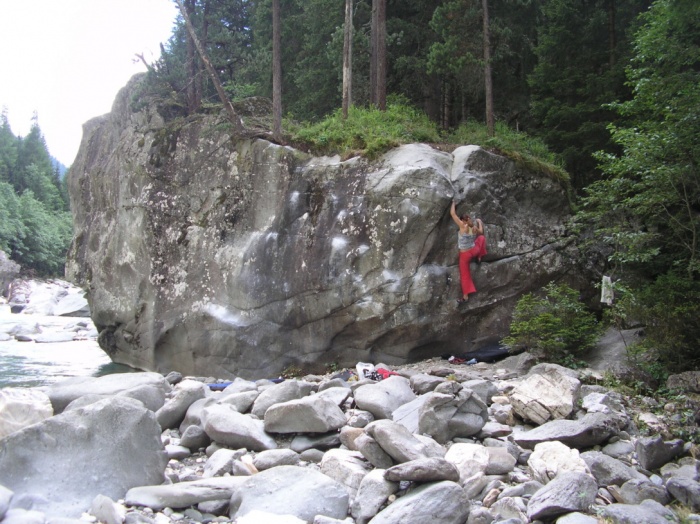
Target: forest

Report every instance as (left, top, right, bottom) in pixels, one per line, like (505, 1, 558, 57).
(0, 0, 697, 375)
(0, 110, 72, 276)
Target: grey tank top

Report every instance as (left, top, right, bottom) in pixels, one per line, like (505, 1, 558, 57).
(458, 231, 476, 250)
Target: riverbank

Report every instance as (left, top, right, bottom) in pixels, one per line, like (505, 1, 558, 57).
(1, 348, 699, 524)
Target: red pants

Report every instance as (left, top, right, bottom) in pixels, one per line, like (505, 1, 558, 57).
(459, 236, 487, 297)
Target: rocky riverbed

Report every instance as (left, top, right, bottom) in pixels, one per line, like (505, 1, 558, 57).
(1, 345, 700, 524)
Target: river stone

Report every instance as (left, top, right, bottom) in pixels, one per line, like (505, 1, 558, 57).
(355, 433, 395, 469)
(365, 419, 444, 463)
(180, 424, 211, 451)
(290, 432, 341, 452)
(202, 448, 245, 478)
(595, 499, 678, 524)
(666, 371, 700, 393)
(509, 364, 580, 425)
(252, 449, 300, 471)
(350, 468, 399, 524)
(125, 476, 248, 510)
(444, 442, 490, 481)
(580, 450, 645, 487)
(156, 379, 208, 430)
(221, 377, 259, 394)
(666, 477, 700, 511)
(0, 397, 167, 518)
(556, 513, 599, 524)
(44, 371, 172, 414)
(354, 376, 417, 420)
(250, 380, 317, 418)
(384, 457, 461, 483)
(618, 478, 670, 505)
(320, 449, 372, 500)
(368, 480, 470, 524)
(264, 395, 346, 433)
(635, 435, 684, 471)
(484, 446, 517, 475)
(0, 388, 53, 440)
(528, 441, 589, 484)
(409, 373, 446, 394)
(526, 471, 598, 520)
(219, 389, 259, 413)
(513, 412, 620, 450)
(202, 404, 277, 451)
(491, 496, 528, 522)
(229, 465, 349, 522)
(179, 397, 218, 433)
(90, 495, 126, 524)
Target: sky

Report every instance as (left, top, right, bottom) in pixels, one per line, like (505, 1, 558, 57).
(0, 0, 179, 167)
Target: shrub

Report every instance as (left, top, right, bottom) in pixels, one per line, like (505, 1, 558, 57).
(503, 282, 601, 363)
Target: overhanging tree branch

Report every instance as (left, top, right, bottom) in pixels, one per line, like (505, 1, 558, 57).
(174, 0, 244, 135)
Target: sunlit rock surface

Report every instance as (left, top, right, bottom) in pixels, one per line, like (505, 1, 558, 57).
(67, 73, 573, 379)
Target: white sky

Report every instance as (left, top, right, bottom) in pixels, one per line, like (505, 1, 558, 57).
(0, 0, 179, 166)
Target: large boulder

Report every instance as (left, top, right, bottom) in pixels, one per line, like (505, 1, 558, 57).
(66, 74, 574, 378)
(0, 397, 168, 518)
(44, 371, 172, 414)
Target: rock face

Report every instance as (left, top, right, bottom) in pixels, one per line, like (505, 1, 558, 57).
(66, 73, 573, 379)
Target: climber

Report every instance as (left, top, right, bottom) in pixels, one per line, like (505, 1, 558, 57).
(450, 199, 487, 304)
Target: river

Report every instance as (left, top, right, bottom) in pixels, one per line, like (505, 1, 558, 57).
(0, 305, 134, 389)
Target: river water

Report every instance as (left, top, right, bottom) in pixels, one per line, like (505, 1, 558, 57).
(0, 305, 134, 389)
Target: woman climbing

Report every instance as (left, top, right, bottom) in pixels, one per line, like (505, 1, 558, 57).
(450, 199, 487, 304)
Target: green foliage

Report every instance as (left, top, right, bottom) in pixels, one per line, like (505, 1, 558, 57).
(528, 0, 649, 188)
(0, 181, 23, 254)
(611, 272, 700, 374)
(447, 120, 569, 184)
(0, 113, 72, 276)
(0, 183, 72, 276)
(574, 0, 700, 374)
(289, 101, 440, 159)
(503, 282, 601, 363)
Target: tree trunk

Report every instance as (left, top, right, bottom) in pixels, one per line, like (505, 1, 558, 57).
(272, 0, 282, 141)
(608, 0, 617, 67)
(375, 0, 387, 110)
(342, 0, 353, 119)
(198, 0, 209, 110)
(482, 0, 495, 137)
(175, 0, 243, 135)
(185, 0, 199, 114)
(370, 0, 377, 107)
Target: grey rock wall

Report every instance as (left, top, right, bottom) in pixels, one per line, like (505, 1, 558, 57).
(67, 74, 574, 379)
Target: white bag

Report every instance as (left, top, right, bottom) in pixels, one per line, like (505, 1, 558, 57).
(601, 275, 614, 306)
(355, 362, 375, 379)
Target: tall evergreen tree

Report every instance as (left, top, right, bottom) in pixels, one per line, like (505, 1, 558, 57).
(528, 0, 649, 189)
(0, 108, 17, 185)
(577, 0, 700, 371)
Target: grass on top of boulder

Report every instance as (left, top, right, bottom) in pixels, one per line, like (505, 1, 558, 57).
(287, 100, 441, 160)
(287, 103, 568, 191)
